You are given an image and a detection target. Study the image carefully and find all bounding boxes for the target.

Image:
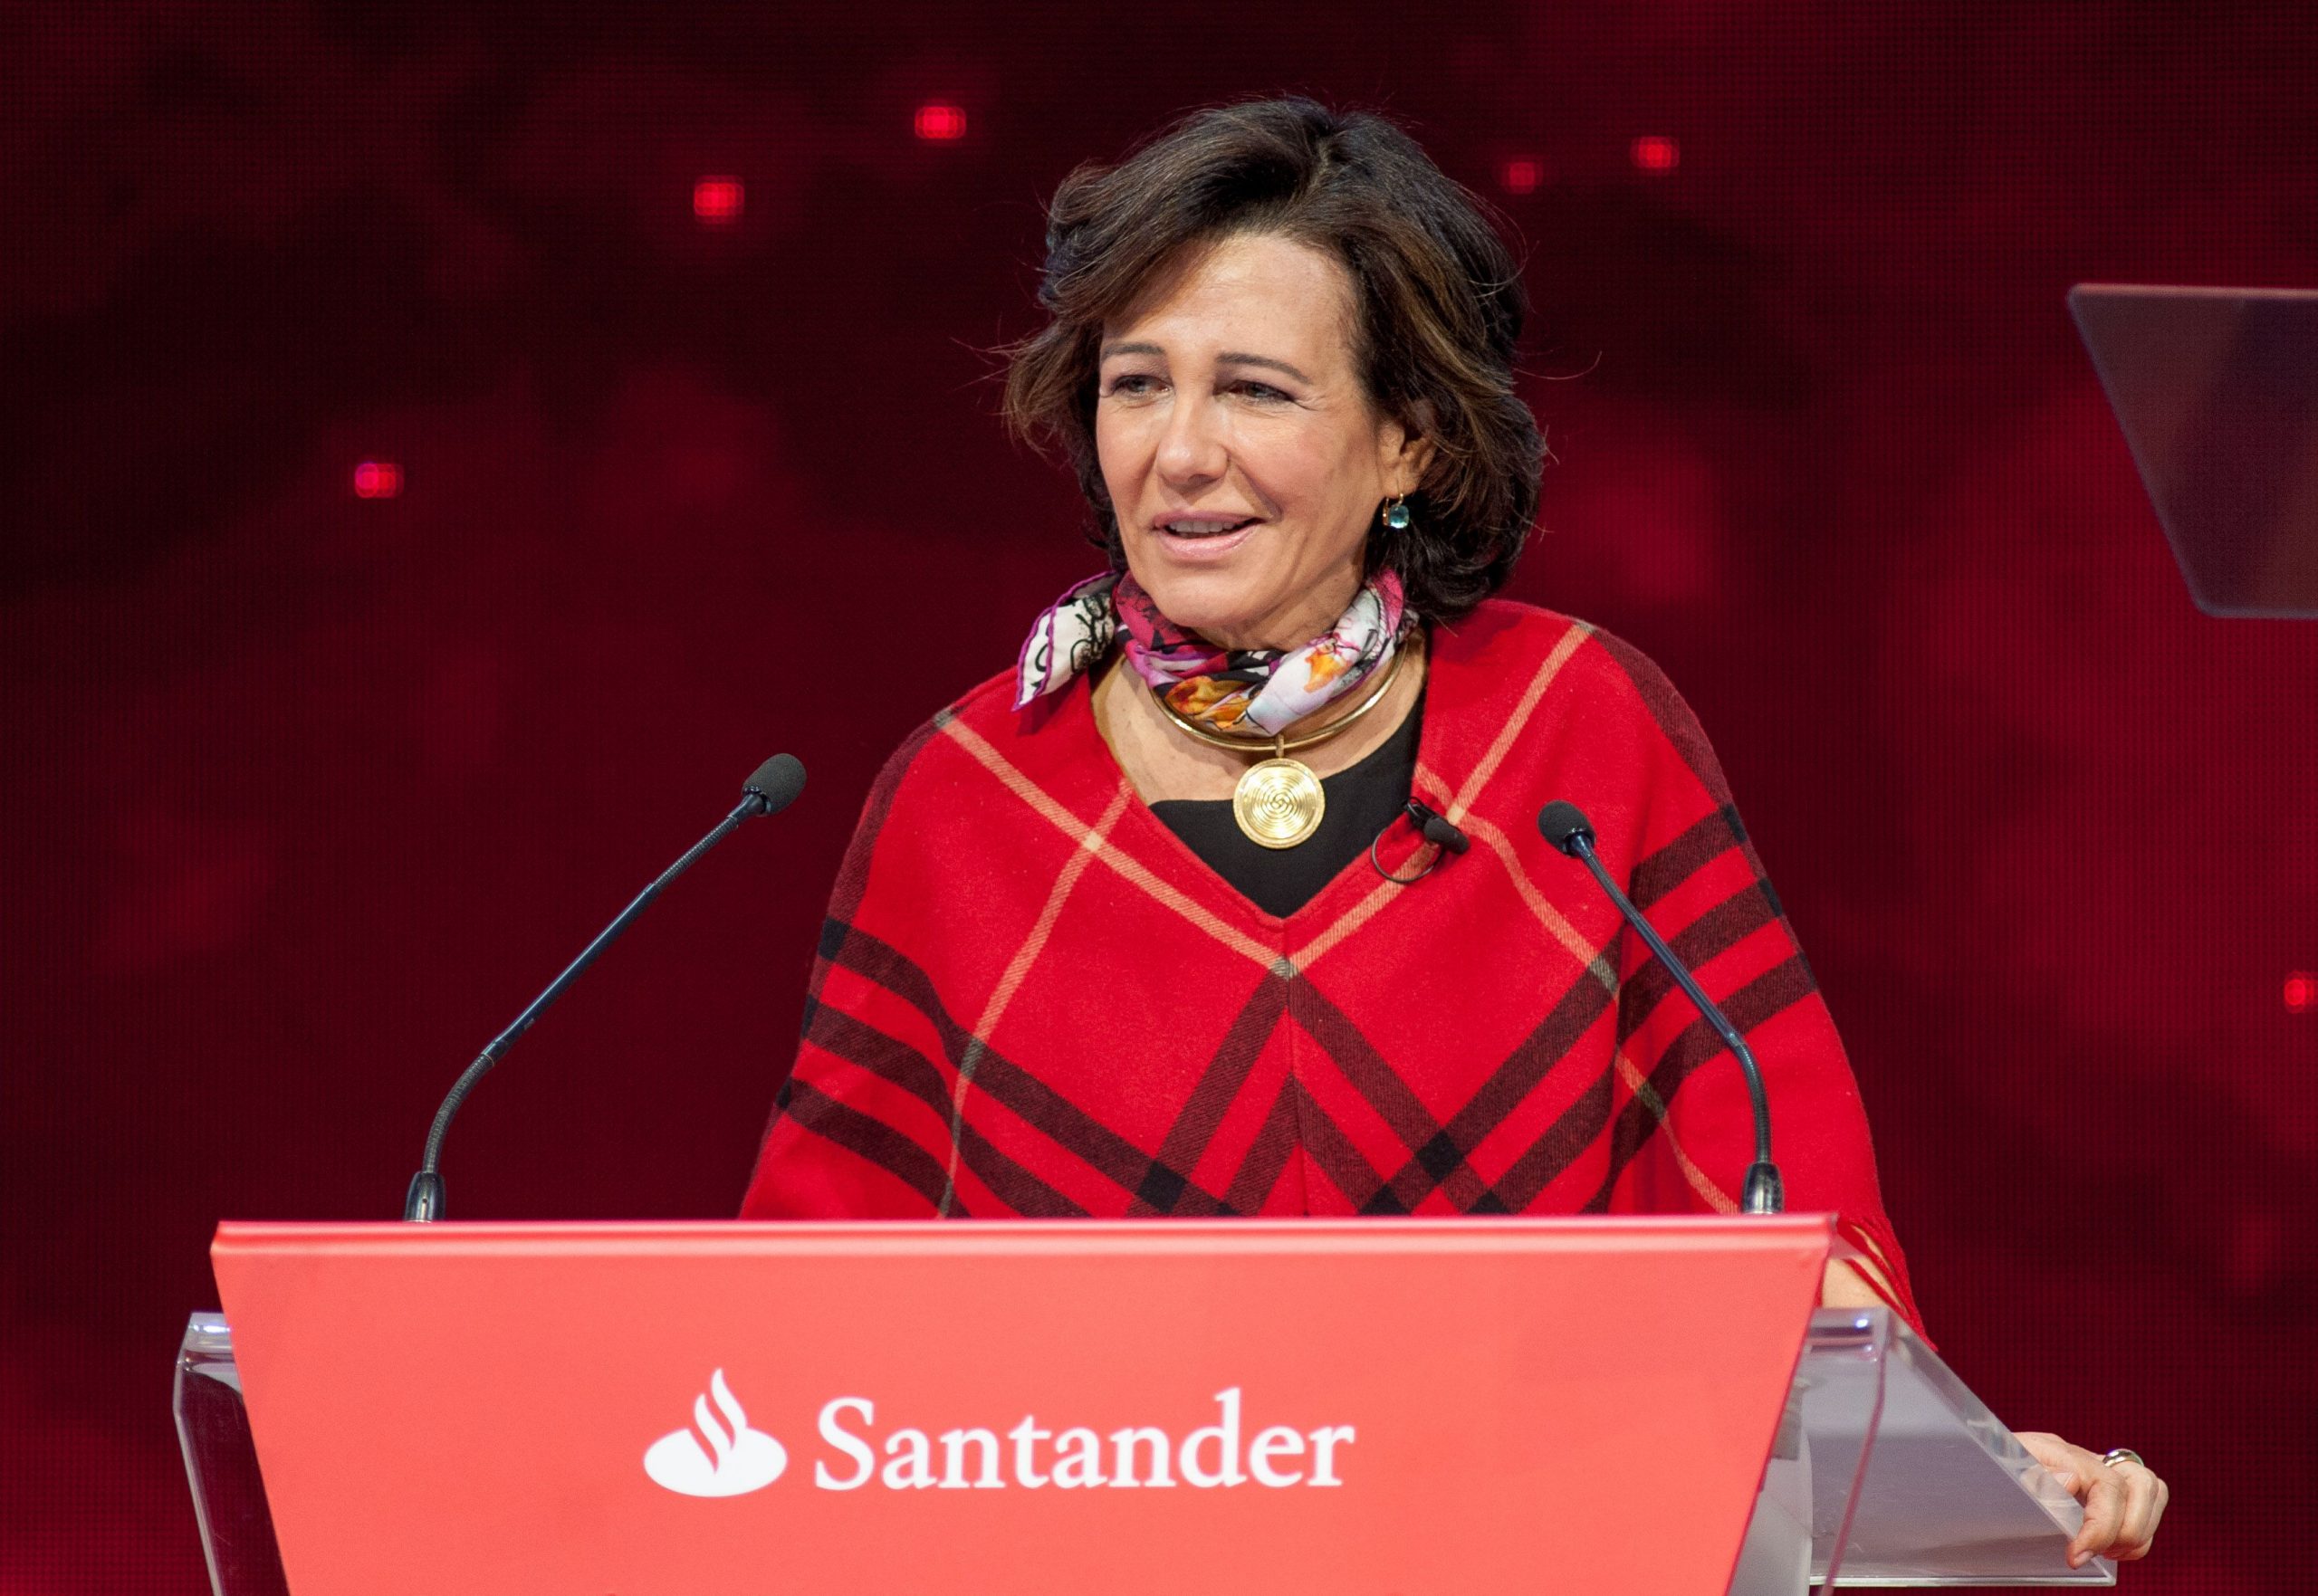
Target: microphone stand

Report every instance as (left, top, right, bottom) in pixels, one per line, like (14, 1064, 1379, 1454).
(403, 756, 804, 1221)
(1541, 803, 1785, 1215)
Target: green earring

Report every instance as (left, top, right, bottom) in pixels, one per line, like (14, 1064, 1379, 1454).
(1384, 493, 1412, 530)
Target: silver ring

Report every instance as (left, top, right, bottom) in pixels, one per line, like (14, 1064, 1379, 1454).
(2101, 1448, 2146, 1471)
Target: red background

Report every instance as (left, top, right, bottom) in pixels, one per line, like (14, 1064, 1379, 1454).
(3, 4, 2313, 1589)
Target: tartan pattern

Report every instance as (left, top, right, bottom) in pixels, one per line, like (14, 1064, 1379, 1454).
(744, 601, 1921, 1332)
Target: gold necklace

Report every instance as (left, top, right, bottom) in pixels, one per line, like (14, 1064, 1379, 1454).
(1151, 641, 1413, 850)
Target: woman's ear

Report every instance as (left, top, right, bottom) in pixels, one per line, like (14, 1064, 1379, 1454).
(1383, 404, 1438, 495)
(1390, 431, 1437, 497)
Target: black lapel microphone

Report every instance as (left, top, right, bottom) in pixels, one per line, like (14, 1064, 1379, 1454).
(1537, 799, 1784, 1215)
(402, 754, 808, 1222)
(1370, 800, 1470, 884)
(1408, 800, 1470, 855)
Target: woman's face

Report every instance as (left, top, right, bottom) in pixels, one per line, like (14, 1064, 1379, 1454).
(1095, 232, 1425, 652)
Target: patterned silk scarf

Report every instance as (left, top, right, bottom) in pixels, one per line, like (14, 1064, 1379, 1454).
(1014, 569, 1408, 736)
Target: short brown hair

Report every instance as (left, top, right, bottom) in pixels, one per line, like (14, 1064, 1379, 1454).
(1003, 97, 1542, 625)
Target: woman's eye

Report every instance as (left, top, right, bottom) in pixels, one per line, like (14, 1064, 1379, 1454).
(1104, 374, 1161, 398)
(1233, 380, 1290, 402)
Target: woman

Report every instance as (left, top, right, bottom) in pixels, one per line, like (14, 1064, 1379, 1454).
(742, 97, 2163, 1565)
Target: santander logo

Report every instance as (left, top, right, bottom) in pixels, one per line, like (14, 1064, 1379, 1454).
(643, 1370, 788, 1497)
(642, 1381, 1354, 1498)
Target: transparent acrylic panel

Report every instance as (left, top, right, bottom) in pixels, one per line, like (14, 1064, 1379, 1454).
(2070, 284, 2318, 616)
(1799, 1307, 2113, 1588)
(1729, 1381, 1819, 1596)
(174, 1313, 288, 1596)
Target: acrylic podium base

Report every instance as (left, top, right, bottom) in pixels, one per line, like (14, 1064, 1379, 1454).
(175, 1314, 288, 1596)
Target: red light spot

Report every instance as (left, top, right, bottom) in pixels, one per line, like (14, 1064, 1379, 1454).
(2287, 972, 2317, 1013)
(693, 177, 744, 224)
(914, 102, 968, 142)
(352, 462, 402, 499)
(1499, 157, 1544, 196)
(1630, 136, 1680, 174)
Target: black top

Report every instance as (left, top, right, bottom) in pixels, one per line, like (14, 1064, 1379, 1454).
(1149, 694, 1423, 918)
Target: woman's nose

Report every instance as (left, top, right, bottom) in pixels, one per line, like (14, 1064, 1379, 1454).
(1155, 391, 1228, 486)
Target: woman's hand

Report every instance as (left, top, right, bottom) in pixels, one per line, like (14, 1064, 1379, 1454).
(2015, 1431, 2169, 1568)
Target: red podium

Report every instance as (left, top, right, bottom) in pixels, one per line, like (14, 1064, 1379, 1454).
(180, 1216, 2108, 1593)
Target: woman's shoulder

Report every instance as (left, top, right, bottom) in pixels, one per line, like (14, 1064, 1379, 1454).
(1432, 597, 1692, 718)
(848, 662, 1105, 832)
(1428, 597, 1738, 824)
(892, 664, 1023, 742)
(859, 666, 1019, 784)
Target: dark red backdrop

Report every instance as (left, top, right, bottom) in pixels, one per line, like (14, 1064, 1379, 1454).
(5, 4, 2313, 1589)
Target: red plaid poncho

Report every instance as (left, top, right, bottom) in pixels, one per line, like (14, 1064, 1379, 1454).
(742, 600, 1921, 1331)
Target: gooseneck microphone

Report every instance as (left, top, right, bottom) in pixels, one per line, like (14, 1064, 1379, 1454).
(1537, 799, 1785, 1215)
(401, 754, 808, 1222)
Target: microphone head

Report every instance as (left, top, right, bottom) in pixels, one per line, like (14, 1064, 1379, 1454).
(1537, 800, 1595, 855)
(1416, 811, 1470, 855)
(742, 753, 807, 816)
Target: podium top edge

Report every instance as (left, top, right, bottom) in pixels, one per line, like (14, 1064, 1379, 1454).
(213, 1213, 1835, 1261)
(2069, 282, 2318, 301)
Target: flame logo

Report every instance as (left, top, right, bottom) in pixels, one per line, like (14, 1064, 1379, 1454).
(642, 1370, 787, 1496)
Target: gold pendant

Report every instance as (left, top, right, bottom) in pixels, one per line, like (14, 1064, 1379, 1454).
(1233, 755, 1325, 848)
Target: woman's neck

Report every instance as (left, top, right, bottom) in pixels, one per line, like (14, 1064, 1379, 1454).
(1093, 627, 1428, 807)
(1191, 570, 1365, 655)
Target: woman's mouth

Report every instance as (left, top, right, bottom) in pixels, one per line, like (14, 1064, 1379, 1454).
(1154, 516, 1262, 559)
